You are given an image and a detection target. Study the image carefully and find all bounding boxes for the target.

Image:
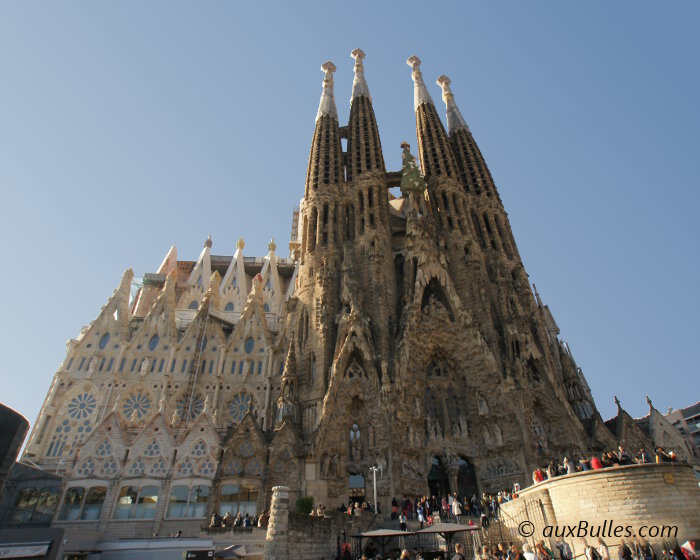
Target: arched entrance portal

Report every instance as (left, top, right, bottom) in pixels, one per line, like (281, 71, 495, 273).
(348, 473, 365, 506)
(427, 457, 449, 498)
(457, 458, 478, 499)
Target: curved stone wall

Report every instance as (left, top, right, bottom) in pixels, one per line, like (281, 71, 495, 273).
(499, 463, 699, 556)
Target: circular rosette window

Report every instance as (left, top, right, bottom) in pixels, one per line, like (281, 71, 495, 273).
(227, 393, 252, 423)
(176, 394, 204, 421)
(67, 393, 97, 419)
(122, 393, 152, 420)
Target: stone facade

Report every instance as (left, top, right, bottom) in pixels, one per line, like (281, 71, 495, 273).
(17, 52, 690, 550)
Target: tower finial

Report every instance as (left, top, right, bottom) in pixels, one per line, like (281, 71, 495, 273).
(436, 75, 470, 134)
(407, 55, 434, 111)
(316, 61, 338, 122)
(350, 48, 371, 102)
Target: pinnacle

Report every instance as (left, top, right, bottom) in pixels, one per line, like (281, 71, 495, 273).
(350, 48, 372, 103)
(316, 61, 338, 122)
(407, 54, 434, 111)
(437, 74, 469, 134)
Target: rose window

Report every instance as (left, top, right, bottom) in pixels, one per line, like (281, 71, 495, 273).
(176, 394, 204, 421)
(67, 393, 97, 419)
(122, 393, 152, 420)
(228, 393, 252, 422)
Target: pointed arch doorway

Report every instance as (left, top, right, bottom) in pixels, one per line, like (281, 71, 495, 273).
(456, 457, 478, 499)
(427, 457, 449, 498)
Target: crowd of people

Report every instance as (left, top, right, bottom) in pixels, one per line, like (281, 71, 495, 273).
(388, 491, 516, 529)
(208, 510, 269, 529)
(531, 446, 683, 485)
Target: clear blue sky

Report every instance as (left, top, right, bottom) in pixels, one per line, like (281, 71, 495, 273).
(1, 1, 698, 429)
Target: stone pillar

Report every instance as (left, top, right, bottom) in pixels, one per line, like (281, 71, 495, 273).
(264, 485, 290, 560)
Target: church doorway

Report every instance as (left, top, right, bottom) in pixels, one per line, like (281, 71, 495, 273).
(457, 458, 479, 500)
(348, 473, 365, 506)
(427, 457, 449, 498)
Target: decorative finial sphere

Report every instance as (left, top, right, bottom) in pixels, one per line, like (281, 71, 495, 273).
(204, 235, 213, 249)
(268, 238, 277, 252)
(236, 238, 245, 250)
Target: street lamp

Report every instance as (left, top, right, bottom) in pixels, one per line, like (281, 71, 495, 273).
(368, 465, 379, 515)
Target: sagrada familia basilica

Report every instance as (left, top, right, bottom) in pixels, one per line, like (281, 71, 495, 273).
(20, 51, 692, 531)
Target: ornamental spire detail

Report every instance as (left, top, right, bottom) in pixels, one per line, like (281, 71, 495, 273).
(316, 61, 338, 122)
(407, 55, 434, 111)
(350, 48, 371, 102)
(436, 75, 470, 134)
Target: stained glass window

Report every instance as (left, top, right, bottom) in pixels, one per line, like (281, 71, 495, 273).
(228, 394, 252, 422)
(67, 393, 97, 419)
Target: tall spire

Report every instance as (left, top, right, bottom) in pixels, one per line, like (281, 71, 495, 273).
(407, 55, 434, 111)
(440, 74, 500, 199)
(350, 48, 371, 102)
(406, 55, 456, 179)
(347, 49, 385, 179)
(316, 61, 338, 122)
(306, 62, 343, 196)
(436, 75, 469, 134)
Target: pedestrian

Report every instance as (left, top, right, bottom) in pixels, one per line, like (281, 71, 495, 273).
(523, 544, 537, 560)
(452, 543, 466, 560)
(556, 538, 573, 560)
(619, 540, 633, 560)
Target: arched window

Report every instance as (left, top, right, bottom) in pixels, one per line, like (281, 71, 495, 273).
(225, 302, 235, 312)
(98, 333, 110, 350)
(244, 337, 254, 354)
(189, 301, 199, 310)
(149, 335, 160, 351)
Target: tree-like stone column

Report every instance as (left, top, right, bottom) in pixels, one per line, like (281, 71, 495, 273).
(263, 485, 290, 560)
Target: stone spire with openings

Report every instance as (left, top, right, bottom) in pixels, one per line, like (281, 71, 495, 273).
(437, 74, 499, 199)
(406, 55, 457, 179)
(347, 49, 385, 180)
(305, 62, 343, 197)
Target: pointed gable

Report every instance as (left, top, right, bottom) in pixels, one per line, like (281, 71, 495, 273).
(220, 238, 248, 314)
(176, 239, 213, 311)
(258, 239, 284, 316)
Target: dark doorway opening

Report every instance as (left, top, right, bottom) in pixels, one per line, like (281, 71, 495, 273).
(457, 457, 479, 500)
(427, 457, 449, 498)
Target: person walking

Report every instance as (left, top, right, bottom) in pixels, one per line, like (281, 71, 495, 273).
(452, 543, 466, 560)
